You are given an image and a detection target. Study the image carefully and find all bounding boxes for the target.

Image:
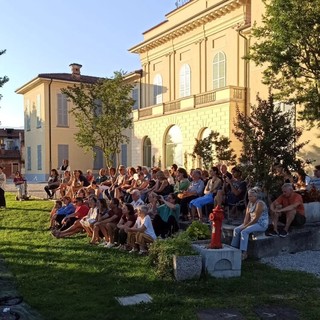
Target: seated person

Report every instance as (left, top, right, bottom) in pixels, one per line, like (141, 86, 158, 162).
(90, 198, 110, 244)
(269, 183, 306, 237)
(44, 169, 61, 199)
(153, 171, 173, 197)
(295, 168, 310, 191)
(60, 197, 90, 231)
(94, 198, 122, 247)
(80, 196, 98, 238)
(115, 203, 136, 250)
(152, 193, 180, 239)
(48, 200, 63, 229)
(220, 164, 232, 180)
(126, 205, 157, 254)
(189, 166, 222, 221)
(13, 171, 27, 200)
(130, 189, 145, 210)
(173, 168, 190, 194)
(178, 170, 205, 221)
(215, 166, 247, 219)
(109, 165, 127, 199)
(52, 197, 90, 238)
(57, 170, 71, 198)
(307, 165, 320, 191)
(86, 169, 95, 184)
(114, 167, 136, 200)
(52, 196, 75, 228)
(231, 187, 269, 260)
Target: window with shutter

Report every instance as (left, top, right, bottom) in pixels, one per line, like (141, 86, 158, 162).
(57, 93, 68, 127)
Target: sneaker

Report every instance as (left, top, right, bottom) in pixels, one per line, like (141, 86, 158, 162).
(98, 241, 108, 246)
(105, 243, 115, 249)
(279, 230, 288, 238)
(266, 230, 279, 237)
(138, 250, 148, 255)
(129, 249, 138, 253)
(114, 244, 122, 249)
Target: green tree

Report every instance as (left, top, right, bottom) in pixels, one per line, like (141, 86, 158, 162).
(62, 71, 134, 167)
(233, 94, 308, 196)
(248, 0, 320, 127)
(191, 131, 236, 169)
(0, 49, 9, 100)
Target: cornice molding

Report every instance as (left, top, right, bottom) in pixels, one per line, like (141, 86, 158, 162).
(130, 0, 246, 54)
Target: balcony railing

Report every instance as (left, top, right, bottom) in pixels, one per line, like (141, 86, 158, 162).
(136, 86, 245, 119)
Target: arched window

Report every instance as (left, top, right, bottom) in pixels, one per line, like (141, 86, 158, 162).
(213, 52, 226, 89)
(179, 64, 191, 98)
(165, 125, 183, 167)
(143, 137, 152, 167)
(153, 74, 163, 105)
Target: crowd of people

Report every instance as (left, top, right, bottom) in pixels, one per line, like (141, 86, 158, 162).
(44, 159, 320, 258)
(1, 158, 318, 258)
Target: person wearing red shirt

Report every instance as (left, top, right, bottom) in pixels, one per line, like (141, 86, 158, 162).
(269, 183, 305, 237)
(52, 197, 89, 237)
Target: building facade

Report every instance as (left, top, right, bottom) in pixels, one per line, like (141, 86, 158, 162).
(17, 0, 319, 178)
(129, 0, 319, 170)
(16, 64, 109, 181)
(0, 128, 24, 178)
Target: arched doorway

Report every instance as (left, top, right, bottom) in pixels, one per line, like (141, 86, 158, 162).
(165, 125, 183, 167)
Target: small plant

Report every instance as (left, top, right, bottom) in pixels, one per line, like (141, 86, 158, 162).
(148, 233, 198, 278)
(185, 221, 211, 240)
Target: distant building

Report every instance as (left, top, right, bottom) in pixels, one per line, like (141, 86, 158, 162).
(16, 64, 104, 181)
(0, 128, 24, 178)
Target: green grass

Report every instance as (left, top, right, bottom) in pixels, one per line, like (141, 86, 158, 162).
(1, 193, 320, 319)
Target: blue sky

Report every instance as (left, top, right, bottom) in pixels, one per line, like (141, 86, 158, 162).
(0, 1, 176, 128)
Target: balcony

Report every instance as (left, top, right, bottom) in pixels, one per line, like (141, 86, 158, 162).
(134, 86, 245, 120)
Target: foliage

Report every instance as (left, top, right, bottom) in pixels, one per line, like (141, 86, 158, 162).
(0, 49, 9, 101)
(191, 131, 236, 169)
(233, 94, 308, 197)
(248, 0, 320, 127)
(148, 233, 197, 278)
(1, 193, 320, 319)
(61, 71, 134, 167)
(185, 221, 211, 241)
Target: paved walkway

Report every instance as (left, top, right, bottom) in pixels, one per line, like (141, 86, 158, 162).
(5, 182, 48, 200)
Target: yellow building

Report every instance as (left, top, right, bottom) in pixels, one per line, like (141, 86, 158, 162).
(129, 0, 319, 170)
(15, 64, 108, 181)
(17, 0, 319, 179)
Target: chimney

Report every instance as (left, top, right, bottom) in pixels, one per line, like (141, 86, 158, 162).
(69, 63, 82, 80)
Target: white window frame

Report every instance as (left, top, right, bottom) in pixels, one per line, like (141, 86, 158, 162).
(179, 64, 191, 98)
(213, 51, 226, 90)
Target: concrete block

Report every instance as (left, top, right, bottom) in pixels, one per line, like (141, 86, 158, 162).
(173, 254, 202, 281)
(304, 202, 320, 223)
(192, 243, 241, 278)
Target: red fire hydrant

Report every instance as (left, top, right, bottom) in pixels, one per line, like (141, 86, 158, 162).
(208, 205, 224, 249)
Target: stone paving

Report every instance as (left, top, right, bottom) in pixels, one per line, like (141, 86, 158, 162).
(5, 181, 48, 200)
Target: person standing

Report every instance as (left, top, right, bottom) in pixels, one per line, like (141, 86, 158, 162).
(0, 166, 6, 209)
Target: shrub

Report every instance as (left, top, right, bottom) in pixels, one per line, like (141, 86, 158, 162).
(148, 233, 198, 278)
(185, 221, 211, 240)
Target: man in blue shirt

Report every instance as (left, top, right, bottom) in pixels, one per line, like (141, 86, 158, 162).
(55, 196, 75, 228)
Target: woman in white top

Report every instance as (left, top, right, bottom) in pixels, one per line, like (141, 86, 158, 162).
(80, 196, 98, 237)
(126, 205, 156, 255)
(0, 166, 6, 209)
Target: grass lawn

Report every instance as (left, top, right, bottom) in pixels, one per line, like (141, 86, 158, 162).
(0, 193, 320, 320)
